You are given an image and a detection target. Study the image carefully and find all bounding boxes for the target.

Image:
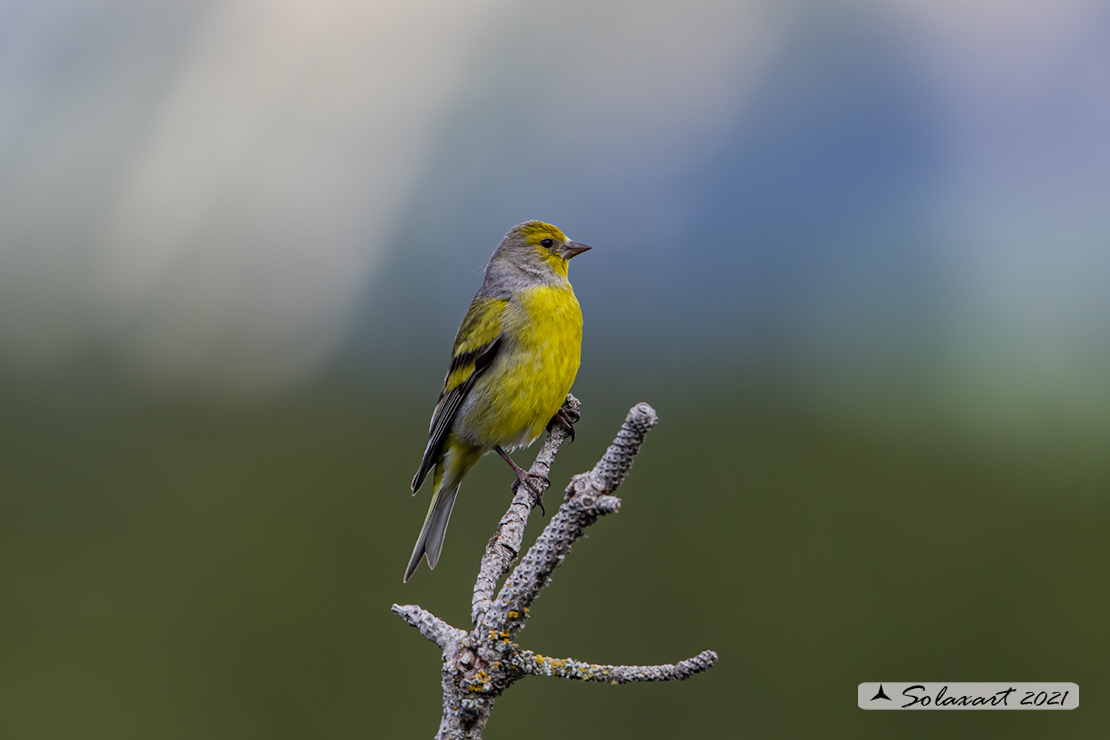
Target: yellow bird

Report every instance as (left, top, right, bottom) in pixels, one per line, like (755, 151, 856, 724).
(404, 221, 590, 582)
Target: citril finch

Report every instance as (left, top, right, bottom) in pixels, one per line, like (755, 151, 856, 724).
(404, 221, 590, 582)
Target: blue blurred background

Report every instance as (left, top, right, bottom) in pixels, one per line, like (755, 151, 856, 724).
(2, 1, 1107, 737)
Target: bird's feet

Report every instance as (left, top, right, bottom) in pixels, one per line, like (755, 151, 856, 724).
(546, 405, 579, 443)
(511, 472, 549, 516)
(496, 445, 550, 515)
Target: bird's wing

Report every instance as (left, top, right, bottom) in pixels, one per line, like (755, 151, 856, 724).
(411, 295, 508, 493)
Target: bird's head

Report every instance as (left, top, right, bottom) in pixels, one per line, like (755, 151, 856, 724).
(494, 220, 591, 282)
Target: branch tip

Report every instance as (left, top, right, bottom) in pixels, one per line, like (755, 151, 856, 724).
(392, 603, 464, 648)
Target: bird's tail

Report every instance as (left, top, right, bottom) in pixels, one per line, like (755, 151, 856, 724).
(403, 475, 461, 583)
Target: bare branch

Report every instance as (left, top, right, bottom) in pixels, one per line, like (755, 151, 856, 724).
(483, 402, 657, 636)
(392, 400, 716, 739)
(514, 649, 719, 684)
(392, 604, 466, 649)
(583, 401, 660, 495)
(471, 395, 581, 625)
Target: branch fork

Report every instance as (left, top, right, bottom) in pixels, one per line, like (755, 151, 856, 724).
(393, 395, 718, 739)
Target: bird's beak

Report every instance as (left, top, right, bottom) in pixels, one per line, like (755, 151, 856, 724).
(560, 241, 591, 260)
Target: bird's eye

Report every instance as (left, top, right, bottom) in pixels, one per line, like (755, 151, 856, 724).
(540, 238, 554, 248)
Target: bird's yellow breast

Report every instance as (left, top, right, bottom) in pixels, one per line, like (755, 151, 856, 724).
(459, 282, 582, 450)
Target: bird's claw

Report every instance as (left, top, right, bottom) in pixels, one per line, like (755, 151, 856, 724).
(511, 472, 549, 516)
(547, 406, 578, 443)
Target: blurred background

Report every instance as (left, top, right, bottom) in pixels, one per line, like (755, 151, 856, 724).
(2, 0, 1108, 737)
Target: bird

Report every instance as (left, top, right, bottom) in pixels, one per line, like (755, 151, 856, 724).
(404, 220, 590, 583)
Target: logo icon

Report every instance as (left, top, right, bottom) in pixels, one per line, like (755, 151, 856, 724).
(870, 684, 892, 702)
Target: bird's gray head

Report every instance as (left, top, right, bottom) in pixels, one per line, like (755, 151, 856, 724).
(483, 221, 591, 291)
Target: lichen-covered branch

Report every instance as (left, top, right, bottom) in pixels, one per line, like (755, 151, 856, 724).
(471, 394, 581, 625)
(514, 649, 720, 683)
(392, 400, 717, 740)
(392, 603, 466, 649)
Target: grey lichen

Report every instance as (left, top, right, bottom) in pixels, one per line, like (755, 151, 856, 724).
(392, 396, 718, 740)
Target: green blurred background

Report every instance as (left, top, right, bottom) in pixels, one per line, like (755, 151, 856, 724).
(2, 1, 1108, 737)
